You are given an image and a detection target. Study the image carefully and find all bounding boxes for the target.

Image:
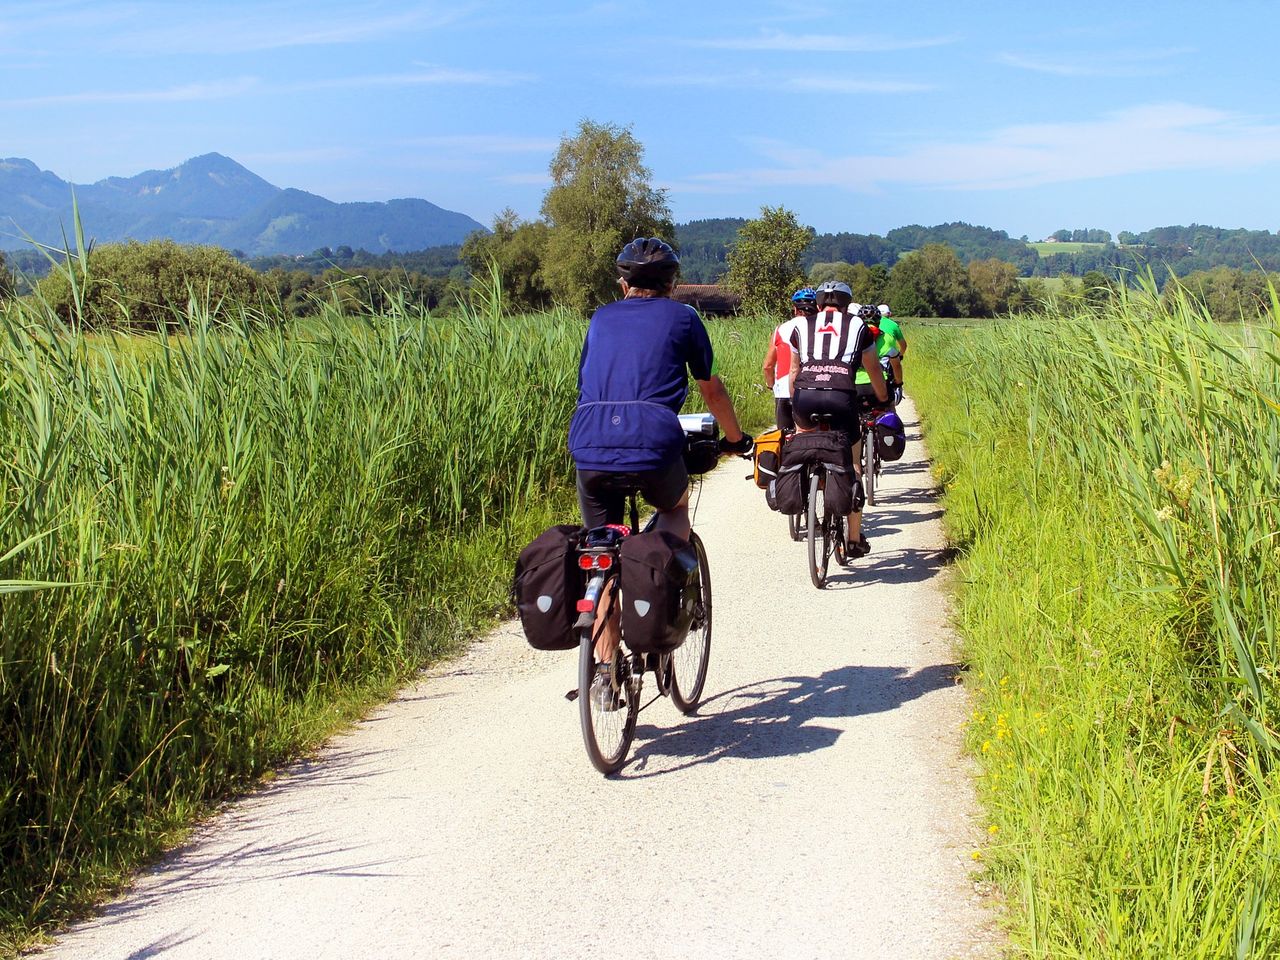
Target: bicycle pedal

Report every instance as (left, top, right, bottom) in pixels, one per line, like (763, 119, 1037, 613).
(565, 689, 579, 702)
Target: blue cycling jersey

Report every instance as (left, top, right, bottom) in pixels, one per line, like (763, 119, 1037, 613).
(568, 297, 714, 472)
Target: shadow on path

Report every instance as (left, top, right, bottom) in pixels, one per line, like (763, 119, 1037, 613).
(622, 662, 963, 779)
(824, 547, 957, 590)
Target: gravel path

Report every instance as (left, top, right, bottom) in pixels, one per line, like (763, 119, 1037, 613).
(46, 398, 995, 960)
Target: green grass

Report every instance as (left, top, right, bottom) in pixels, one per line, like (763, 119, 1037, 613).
(0, 271, 776, 953)
(1027, 241, 1107, 255)
(909, 281, 1280, 956)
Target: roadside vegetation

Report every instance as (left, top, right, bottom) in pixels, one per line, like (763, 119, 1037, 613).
(0, 265, 775, 950)
(909, 284, 1280, 956)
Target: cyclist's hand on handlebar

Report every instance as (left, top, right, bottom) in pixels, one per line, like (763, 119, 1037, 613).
(718, 432, 754, 457)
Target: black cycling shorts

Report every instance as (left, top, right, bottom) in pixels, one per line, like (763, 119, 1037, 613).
(576, 458, 689, 529)
(774, 397, 795, 432)
(792, 388, 859, 435)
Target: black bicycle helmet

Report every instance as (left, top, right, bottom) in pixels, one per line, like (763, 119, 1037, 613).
(815, 280, 853, 310)
(616, 237, 680, 288)
(857, 303, 880, 324)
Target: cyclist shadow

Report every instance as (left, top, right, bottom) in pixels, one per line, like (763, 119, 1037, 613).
(824, 546, 956, 589)
(622, 662, 962, 779)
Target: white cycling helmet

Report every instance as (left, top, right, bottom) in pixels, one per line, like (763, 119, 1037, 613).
(877, 304, 891, 318)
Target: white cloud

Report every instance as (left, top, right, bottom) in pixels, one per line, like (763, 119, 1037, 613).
(786, 77, 934, 94)
(674, 103, 1280, 194)
(692, 30, 957, 52)
(286, 67, 530, 93)
(652, 69, 930, 94)
(0, 77, 259, 108)
(997, 47, 1192, 78)
(0, 67, 528, 110)
(103, 4, 472, 55)
(402, 135, 558, 154)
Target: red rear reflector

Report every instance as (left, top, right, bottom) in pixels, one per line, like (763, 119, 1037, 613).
(578, 555, 595, 570)
(576, 599, 594, 613)
(596, 554, 613, 570)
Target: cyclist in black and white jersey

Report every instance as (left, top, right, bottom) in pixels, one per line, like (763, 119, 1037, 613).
(788, 280, 890, 557)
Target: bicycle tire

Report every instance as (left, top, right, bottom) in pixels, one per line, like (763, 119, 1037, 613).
(862, 426, 877, 506)
(578, 626, 638, 775)
(670, 531, 712, 713)
(788, 509, 803, 542)
(807, 471, 830, 589)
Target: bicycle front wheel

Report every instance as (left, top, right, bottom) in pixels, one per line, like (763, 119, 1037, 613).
(862, 428, 877, 506)
(807, 471, 831, 589)
(671, 531, 712, 713)
(579, 629, 638, 775)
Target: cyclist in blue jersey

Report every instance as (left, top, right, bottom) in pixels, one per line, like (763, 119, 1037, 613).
(569, 238, 751, 668)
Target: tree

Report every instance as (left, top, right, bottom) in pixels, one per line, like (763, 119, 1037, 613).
(1080, 269, 1114, 308)
(967, 258, 1020, 316)
(37, 240, 268, 328)
(461, 209, 552, 312)
(1008, 277, 1049, 314)
(0, 251, 12, 302)
(539, 120, 673, 313)
(808, 261, 889, 306)
(883, 243, 974, 318)
(724, 205, 814, 317)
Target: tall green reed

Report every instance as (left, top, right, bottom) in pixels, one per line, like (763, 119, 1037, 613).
(910, 279, 1280, 956)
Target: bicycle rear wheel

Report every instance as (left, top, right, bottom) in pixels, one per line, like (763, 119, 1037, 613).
(579, 628, 639, 775)
(670, 531, 712, 713)
(862, 427, 877, 506)
(807, 471, 831, 589)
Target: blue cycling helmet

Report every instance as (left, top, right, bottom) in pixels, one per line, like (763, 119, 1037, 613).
(791, 287, 817, 305)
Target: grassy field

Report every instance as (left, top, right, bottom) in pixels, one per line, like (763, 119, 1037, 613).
(1027, 241, 1108, 255)
(0, 283, 776, 952)
(909, 285, 1280, 956)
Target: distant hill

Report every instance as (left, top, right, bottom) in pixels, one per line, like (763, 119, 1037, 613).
(0, 154, 485, 255)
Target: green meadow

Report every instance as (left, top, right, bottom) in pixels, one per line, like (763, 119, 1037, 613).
(910, 284, 1280, 957)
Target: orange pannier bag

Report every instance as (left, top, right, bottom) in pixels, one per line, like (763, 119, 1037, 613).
(753, 428, 785, 489)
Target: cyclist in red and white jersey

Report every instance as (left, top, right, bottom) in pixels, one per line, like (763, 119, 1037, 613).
(761, 287, 816, 431)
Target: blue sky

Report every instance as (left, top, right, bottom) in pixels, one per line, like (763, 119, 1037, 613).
(3, 0, 1279, 238)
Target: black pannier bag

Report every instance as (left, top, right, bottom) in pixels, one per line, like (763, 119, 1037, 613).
(782, 430, 856, 514)
(619, 530, 700, 654)
(512, 525, 585, 651)
(770, 463, 806, 514)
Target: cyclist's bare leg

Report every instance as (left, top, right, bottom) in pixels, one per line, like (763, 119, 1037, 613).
(848, 510, 863, 543)
(593, 488, 691, 664)
(653, 488, 692, 541)
(593, 579, 621, 665)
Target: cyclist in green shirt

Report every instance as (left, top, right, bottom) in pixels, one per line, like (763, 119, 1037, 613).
(854, 304, 906, 404)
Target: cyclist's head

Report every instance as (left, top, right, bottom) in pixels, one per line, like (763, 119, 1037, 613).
(857, 303, 880, 324)
(815, 280, 853, 310)
(616, 237, 679, 293)
(791, 287, 817, 314)
(877, 304, 892, 318)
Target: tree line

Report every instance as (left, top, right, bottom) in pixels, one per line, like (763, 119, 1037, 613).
(4, 119, 1278, 325)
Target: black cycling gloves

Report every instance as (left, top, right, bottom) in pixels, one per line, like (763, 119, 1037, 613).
(719, 433, 754, 456)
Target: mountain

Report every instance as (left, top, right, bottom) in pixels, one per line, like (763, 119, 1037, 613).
(0, 154, 485, 255)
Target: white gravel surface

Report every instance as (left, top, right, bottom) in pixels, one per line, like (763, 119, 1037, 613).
(46, 398, 996, 960)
